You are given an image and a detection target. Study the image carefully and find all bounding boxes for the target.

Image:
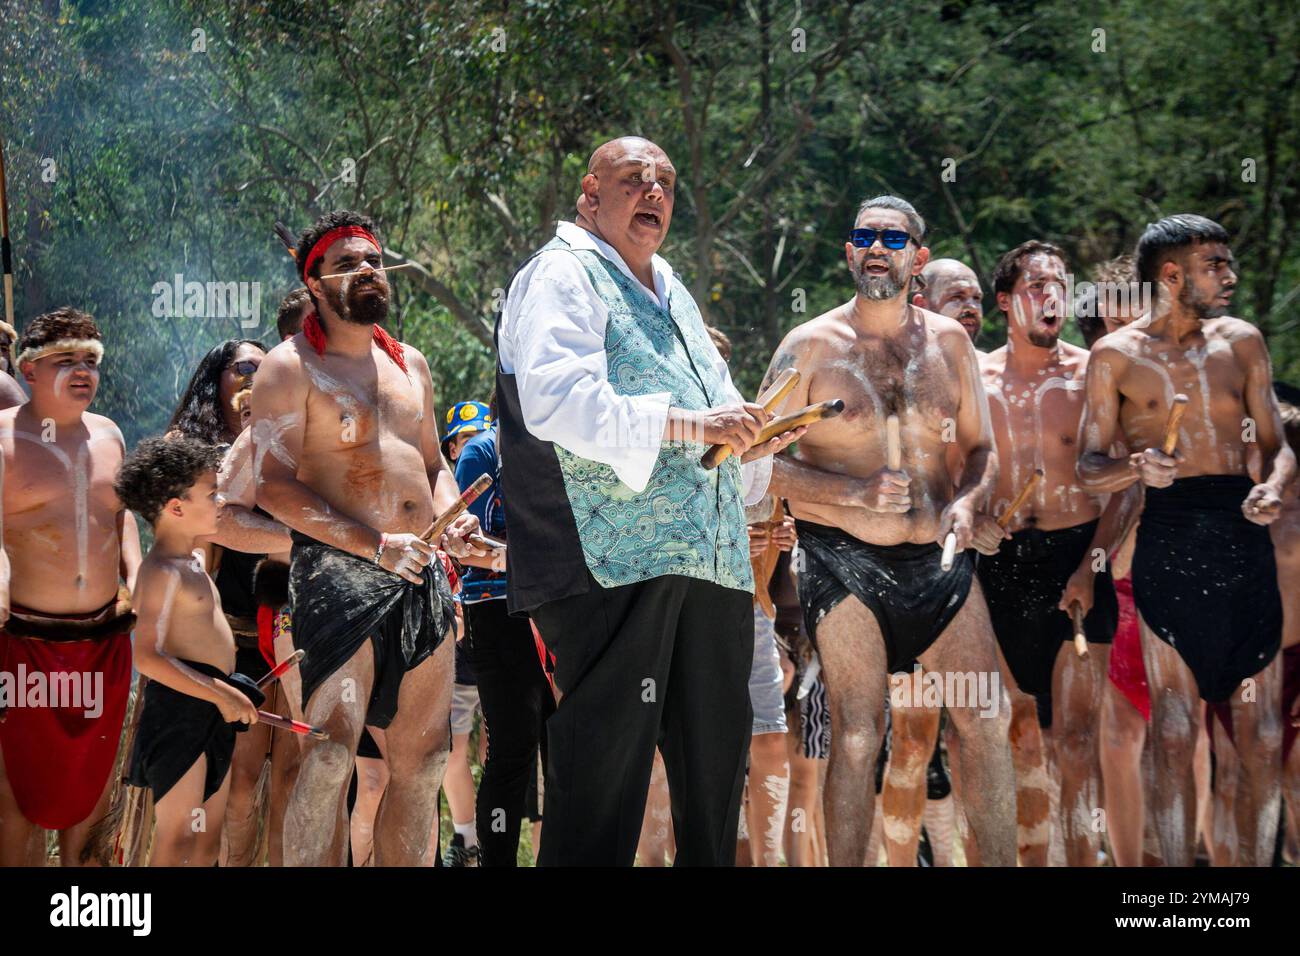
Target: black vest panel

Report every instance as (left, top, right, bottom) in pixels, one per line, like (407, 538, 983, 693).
(493, 250, 591, 616)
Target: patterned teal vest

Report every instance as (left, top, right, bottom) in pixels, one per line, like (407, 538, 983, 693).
(546, 237, 753, 594)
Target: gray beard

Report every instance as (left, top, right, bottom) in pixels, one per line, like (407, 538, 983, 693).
(854, 260, 906, 300)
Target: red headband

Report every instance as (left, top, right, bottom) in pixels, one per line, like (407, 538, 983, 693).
(301, 225, 381, 281)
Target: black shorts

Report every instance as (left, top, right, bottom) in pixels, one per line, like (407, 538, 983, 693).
(290, 533, 454, 729)
(127, 659, 237, 803)
(796, 520, 975, 673)
(1133, 475, 1281, 703)
(978, 518, 1117, 697)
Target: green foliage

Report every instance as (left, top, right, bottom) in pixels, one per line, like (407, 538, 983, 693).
(1, 0, 1297, 441)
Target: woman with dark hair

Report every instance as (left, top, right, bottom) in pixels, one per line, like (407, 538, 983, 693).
(166, 337, 294, 865)
(167, 339, 266, 446)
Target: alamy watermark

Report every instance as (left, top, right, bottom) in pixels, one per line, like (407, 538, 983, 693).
(151, 274, 262, 329)
(888, 665, 1003, 718)
(0, 666, 103, 718)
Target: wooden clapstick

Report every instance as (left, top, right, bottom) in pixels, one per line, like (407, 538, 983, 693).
(255, 648, 305, 690)
(469, 533, 506, 552)
(1161, 394, 1190, 456)
(258, 710, 329, 739)
(754, 399, 844, 446)
(998, 468, 1045, 529)
(885, 414, 902, 471)
(1070, 602, 1090, 658)
(701, 368, 801, 468)
(940, 532, 958, 571)
(751, 497, 785, 618)
(421, 473, 492, 543)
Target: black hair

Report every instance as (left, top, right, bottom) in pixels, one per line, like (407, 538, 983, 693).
(115, 435, 224, 524)
(992, 240, 1066, 300)
(1134, 214, 1229, 288)
(1074, 285, 1106, 347)
(276, 288, 312, 340)
(167, 339, 266, 445)
(19, 307, 101, 354)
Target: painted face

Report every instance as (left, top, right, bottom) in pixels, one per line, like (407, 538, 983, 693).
(1176, 242, 1237, 320)
(587, 141, 676, 258)
(314, 235, 391, 326)
(26, 348, 101, 406)
(181, 469, 223, 537)
(931, 274, 984, 340)
(1003, 253, 1067, 347)
(847, 209, 921, 301)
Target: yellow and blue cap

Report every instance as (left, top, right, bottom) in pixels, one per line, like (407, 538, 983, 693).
(442, 401, 492, 454)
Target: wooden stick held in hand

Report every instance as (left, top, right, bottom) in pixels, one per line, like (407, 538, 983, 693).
(421, 473, 492, 543)
(1070, 602, 1090, 658)
(255, 648, 305, 690)
(754, 399, 844, 445)
(257, 710, 329, 739)
(885, 414, 902, 471)
(1161, 394, 1190, 456)
(998, 468, 1045, 529)
(940, 532, 958, 571)
(701, 368, 800, 468)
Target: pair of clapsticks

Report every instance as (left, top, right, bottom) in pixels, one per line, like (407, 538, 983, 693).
(700, 368, 845, 469)
(419, 473, 505, 552)
(227, 648, 329, 739)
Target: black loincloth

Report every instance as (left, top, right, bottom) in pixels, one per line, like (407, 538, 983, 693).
(796, 520, 974, 674)
(1133, 475, 1282, 703)
(126, 660, 237, 803)
(289, 531, 454, 729)
(978, 518, 1118, 697)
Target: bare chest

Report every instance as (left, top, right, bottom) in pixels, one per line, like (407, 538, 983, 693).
(2, 437, 121, 517)
(809, 338, 959, 441)
(300, 360, 424, 453)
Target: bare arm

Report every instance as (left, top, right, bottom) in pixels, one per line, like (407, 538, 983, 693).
(118, 510, 142, 593)
(0, 450, 8, 626)
(0, 372, 26, 410)
(1077, 345, 1142, 494)
(249, 347, 380, 559)
(414, 351, 466, 517)
(206, 428, 292, 554)
(414, 350, 482, 556)
(1241, 328, 1296, 496)
(130, 561, 257, 723)
(950, 335, 998, 509)
(759, 332, 865, 506)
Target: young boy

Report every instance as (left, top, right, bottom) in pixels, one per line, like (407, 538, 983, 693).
(115, 435, 259, 866)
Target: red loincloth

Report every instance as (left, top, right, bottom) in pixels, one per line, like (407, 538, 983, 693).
(1207, 643, 1300, 761)
(0, 598, 134, 830)
(1107, 574, 1150, 721)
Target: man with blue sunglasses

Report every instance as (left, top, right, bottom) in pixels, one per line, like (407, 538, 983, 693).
(760, 195, 1015, 866)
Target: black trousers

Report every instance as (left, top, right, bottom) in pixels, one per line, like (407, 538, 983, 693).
(530, 573, 754, 866)
(464, 597, 555, 867)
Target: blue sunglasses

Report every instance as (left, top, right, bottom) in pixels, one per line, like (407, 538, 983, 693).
(849, 228, 918, 251)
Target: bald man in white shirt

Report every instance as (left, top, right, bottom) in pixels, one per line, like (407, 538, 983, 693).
(495, 137, 805, 865)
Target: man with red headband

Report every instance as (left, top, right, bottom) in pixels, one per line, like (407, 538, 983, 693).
(0, 307, 142, 866)
(249, 210, 483, 866)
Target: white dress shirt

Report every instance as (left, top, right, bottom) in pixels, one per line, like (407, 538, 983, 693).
(498, 220, 772, 503)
